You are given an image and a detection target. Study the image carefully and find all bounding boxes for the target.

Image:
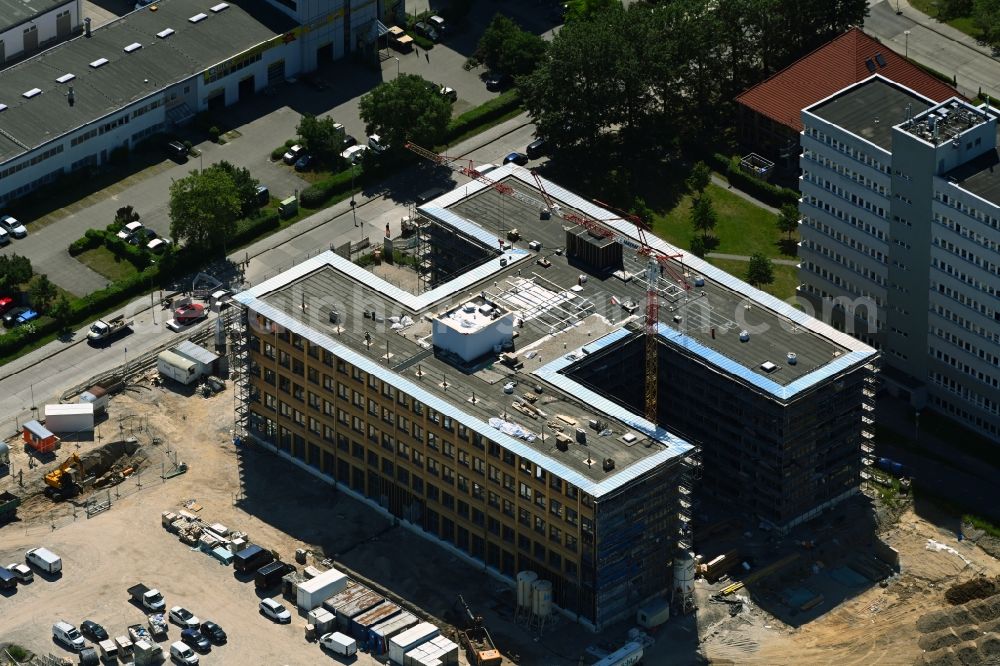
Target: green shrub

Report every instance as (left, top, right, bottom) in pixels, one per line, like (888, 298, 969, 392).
(271, 146, 288, 161)
(300, 168, 361, 208)
(209, 126, 221, 142)
(68, 229, 105, 256)
(231, 211, 280, 247)
(411, 34, 435, 51)
(444, 89, 521, 143)
(711, 154, 799, 208)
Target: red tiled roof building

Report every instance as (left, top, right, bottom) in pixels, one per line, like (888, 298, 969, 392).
(735, 27, 960, 168)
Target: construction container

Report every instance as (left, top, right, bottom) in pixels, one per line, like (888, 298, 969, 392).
(405, 635, 459, 666)
(334, 588, 383, 628)
(157, 350, 201, 385)
(369, 611, 418, 655)
(78, 386, 110, 414)
(210, 546, 234, 565)
(308, 607, 336, 634)
(297, 566, 348, 612)
(636, 597, 670, 628)
(322, 580, 359, 614)
(22, 420, 59, 453)
(350, 601, 400, 640)
(591, 641, 643, 666)
(233, 544, 273, 574)
(282, 570, 308, 602)
(172, 340, 220, 377)
(389, 622, 440, 665)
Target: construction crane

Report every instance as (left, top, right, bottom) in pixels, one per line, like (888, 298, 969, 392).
(403, 141, 690, 422)
(44, 453, 86, 498)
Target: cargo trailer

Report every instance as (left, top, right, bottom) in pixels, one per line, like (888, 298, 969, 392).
(334, 588, 383, 628)
(389, 622, 440, 665)
(296, 566, 348, 611)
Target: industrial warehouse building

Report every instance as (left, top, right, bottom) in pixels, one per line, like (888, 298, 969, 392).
(0, 0, 81, 68)
(799, 75, 1000, 439)
(0, 0, 379, 204)
(232, 165, 878, 629)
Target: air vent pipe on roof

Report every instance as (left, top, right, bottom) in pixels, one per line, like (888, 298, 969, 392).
(787, 352, 797, 365)
(84, 17, 91, 37)
(739, 330, 750, 342)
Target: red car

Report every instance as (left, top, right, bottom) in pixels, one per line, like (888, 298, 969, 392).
(0, 297, 14, 315)
(174, 303, 206, 324)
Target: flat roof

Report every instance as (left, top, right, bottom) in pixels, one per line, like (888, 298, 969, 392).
(807, 76, 933, 150)
(0, 0, 71, 32)
(236, 167, 876, 495)
(0, 0, 296, 163)
(946, 144, 1000, 205)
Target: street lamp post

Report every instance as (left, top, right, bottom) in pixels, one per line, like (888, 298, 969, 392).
(904, 30, 911, 58)
(351, 165, 358, 227)
(896, 0, 902, 14)
(393, 57, 400, 79)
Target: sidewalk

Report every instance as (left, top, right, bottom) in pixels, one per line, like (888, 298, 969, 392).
(894, 0, 998, 61)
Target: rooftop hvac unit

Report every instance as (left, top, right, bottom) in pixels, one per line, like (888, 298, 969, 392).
(602, 458, 615, 472)
(555, 434, 572, 451)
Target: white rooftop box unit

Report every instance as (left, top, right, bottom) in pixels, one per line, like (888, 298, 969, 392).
(44, 403, 94, 433)
(431, 298, 514, 363)
(389, 622, 440, 665)
(296, 566, 348, 611)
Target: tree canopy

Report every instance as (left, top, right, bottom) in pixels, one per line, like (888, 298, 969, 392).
(29, 274, 57, 312)
(776, 203, 800, 240)
(214, 160, 261, 218)
(359, 75, 452, 152)
(297, 115, 347, 166)
(168, 165, 242, 253)
(745, 253, 775, 286)
(476, 15, 548, 76)
(0, 254, 32, 293)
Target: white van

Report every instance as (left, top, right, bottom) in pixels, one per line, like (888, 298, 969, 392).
(319, 631, 357, 656)
(169, 641, 199, 664)
(52, 621, 86, 651)
(26, 546, 62, 574)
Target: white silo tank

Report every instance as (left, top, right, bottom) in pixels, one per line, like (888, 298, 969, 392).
(532, 579, 553, 617)
(673, 552, 696, 597)
(516, 571, 537, 609)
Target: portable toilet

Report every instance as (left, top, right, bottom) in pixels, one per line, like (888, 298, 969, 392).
(278, 196, 298, 218)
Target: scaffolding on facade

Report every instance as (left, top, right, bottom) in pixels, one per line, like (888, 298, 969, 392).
(227, 303, 251, 443)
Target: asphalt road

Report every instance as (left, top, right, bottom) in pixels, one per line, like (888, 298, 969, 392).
(865, 0, 1000, 100)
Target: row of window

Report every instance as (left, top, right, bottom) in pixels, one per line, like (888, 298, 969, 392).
(801, 170, 887, 219)
(932, 303, 1000, 346)
(802, 193, 887, 241)
(935, 191, 1000, 231)
(800, 260, 886, 312)
(932, 256, 999, 298)
(933, 220, 1000, 274)
(205, 51, 263, 84)
(802, 148, 888, 195)
(800, 240, 887, 288)
(803, 126, 890, 174)
(0, 144, 63, 181)
(928, 393, 1000, 438)
(928, 371, 999, 416)
(802, 215, 888, 264)
(929, 334, 1000, 389)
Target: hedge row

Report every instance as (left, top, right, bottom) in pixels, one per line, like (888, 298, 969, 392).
(231, 211, 280, 247)
(67, 228, 151, 270)
(711, 153, 800, 208)
(444, 89, 521, 143)
(300, 167, 362, 209)
(68, 229, 105, 256)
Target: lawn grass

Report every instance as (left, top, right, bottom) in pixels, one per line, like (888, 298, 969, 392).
(909, 0, 983, 40)
(706, 258, 800, 302)
(651, 183, 794, 259)
(76, 246, 138, 282)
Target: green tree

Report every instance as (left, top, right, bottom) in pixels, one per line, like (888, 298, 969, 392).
(690, 193, 718, 240)
(114, 205, 140, 227)
(297, 115, 347, 165)
(686, 161, 711, 196)
(973, 0, 1000, 45)
(168, 167, 241, 252)
(565, 0, 621, 22)
(689, 235, 707, 258)
(745, 253, 775, 286)
(359, 75, 452, 152)
(0, 254, 32, 292)
(214, 160, 260, 218)
(940, 0, 974, 18)
(50, 295, 72, 331)
(28, 274, 57, 312)
(476, 14, 548, 77)
(776, 203, 800, 240)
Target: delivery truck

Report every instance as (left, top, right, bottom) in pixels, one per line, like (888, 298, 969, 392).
(128, 584, 166, 612)
(87, 315, 133, 345)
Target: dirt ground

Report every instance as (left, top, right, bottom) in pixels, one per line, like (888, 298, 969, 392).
(2, 376, 999, 666)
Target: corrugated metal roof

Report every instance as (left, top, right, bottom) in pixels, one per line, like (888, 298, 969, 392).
(158, 349, 197, 370)
(23, 419, 54, 439)
(173, 340, 219, 366)
(735, 27, 960, 132)
(235, 288, 684, 498)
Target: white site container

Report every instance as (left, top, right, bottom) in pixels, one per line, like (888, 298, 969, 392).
(296, 566, 348, 611)
(388, 622, 440, 665)
(44, 403, 94, 433)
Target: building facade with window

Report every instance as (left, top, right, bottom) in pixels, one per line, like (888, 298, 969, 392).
(0, 0, 379, 205)
(0, 0, 80, 69)
(799, 75, 1000, 439)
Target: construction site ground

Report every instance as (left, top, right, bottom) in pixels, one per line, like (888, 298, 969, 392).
(2, 378, 999, 665)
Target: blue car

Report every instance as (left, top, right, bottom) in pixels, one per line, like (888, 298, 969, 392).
(17, 309, 38, 325)
(294, 154, 313, 172)
(503, 152, 528, 166)
(181, 627, 211, 653)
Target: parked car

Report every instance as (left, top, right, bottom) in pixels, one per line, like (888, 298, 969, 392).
(428, 15, 447, 34)
(5, 562, 33, 583)
(0, 227, 9, 245)
(294, 154, 313, 172)
(0, 297, 14, 315)
(414, 21, 438, 41)
(80, 620, 108, 642)
(199, 621, 226, 644)
(168, 607, 200, 629)
(166, 140, 187, 160)
(341, 135, 358, 150)
(3, 307, 30, 328)
(503, 152, 529, 166)
(282, 144, 304, 165)
(180, 628, 210, 653)
(485, 72, 511, 92)
(117, 221, 143, 241)
(169, 641, 198, 665)
(0, 215, 27, 238)
(340, 144, 369, 165)
(259, 598, 291, 623)
(147, 238, 171, 253)
(526, 137, 548, 158)
(254, 184, 269, 206)
(416, 186, 447, 205)
(367, 134, 386, 154)
(52, 621, 86, 651)
(439, 86, 457, 102)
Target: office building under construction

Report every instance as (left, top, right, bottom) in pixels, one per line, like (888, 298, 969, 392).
(231, 165, 878, 629)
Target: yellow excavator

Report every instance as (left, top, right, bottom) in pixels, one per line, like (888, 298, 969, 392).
(44, 453, 86, 498)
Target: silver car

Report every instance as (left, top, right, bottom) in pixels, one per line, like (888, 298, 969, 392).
(0, 215, 27, 238)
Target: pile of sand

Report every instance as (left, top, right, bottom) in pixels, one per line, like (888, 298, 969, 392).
(916, 592, 1000, 665)
(945, 576, 1000, 605)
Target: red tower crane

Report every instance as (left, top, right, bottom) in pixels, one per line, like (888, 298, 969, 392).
(403, 141, 690, 422)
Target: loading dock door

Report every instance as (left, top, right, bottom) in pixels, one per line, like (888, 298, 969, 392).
(317, 43, 333, 65)
(238, 75, 256, 101)
(267, 61, 285, 85)
(207, 90, 225, 111)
